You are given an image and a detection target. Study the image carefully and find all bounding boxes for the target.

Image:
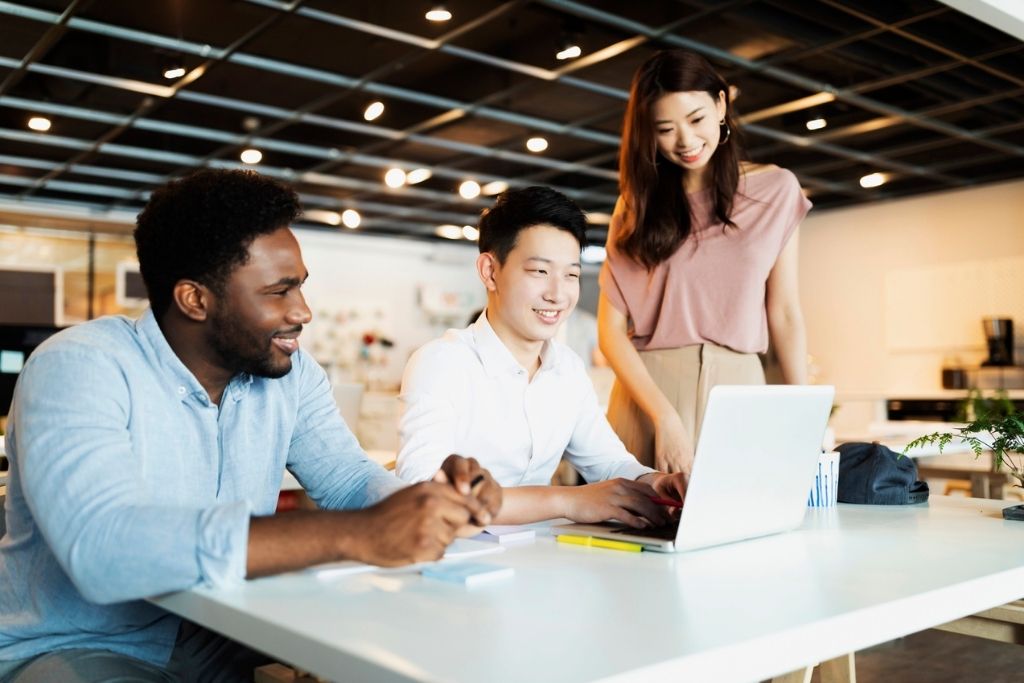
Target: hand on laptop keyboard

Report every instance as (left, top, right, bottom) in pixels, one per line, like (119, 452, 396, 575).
(612, 520, 680, 540)
(563, 478, 670, 528)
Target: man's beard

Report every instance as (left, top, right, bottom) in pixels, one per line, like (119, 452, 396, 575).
(208, 308, 294, 379)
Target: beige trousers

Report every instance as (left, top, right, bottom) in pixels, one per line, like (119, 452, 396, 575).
(607, 343, 765, 468)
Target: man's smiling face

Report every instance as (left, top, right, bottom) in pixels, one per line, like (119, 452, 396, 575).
(483, 224, 582, 348)
(206, 226, 311, 378)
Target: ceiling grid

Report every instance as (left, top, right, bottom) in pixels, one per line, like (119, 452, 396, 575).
(0, 0, 1020, 241)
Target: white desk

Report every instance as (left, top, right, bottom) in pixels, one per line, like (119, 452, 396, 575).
(153, 497, 1024, 682)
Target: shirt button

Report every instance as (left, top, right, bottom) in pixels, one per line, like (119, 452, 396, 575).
(177, 386, 186, 395)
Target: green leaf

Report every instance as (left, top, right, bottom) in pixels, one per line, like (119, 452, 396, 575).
(905, 404, 1024, 485)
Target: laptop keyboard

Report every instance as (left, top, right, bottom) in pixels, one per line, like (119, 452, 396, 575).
(612, 521, 679, 541)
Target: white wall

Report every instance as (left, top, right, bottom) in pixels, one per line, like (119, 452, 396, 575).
(800, 178, 1024, 423)
(294, 229, 483, 387)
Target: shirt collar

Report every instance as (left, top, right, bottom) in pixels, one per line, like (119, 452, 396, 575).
(135, 308, 253, 404)
(470, 309, 559, 378)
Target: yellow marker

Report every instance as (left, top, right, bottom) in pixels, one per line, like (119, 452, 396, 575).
(556, 534, 643, 553)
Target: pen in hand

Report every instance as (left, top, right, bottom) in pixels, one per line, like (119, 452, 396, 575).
(468, 473, 488, 526)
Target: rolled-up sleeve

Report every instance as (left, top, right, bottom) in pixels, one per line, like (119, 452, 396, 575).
(14, 347, 251, 604)
(286, 352, 404, 510)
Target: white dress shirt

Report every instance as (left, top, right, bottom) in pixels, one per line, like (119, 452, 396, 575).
(397, 313, 654, 486)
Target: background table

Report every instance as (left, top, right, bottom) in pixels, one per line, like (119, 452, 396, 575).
(154, 497, 1024, 683)
(836, 421, 1010, 498)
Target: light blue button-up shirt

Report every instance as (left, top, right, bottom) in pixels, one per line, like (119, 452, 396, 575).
(0, 310, 403, 667)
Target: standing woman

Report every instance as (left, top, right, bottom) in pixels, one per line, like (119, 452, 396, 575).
(599, 50, 811, 477)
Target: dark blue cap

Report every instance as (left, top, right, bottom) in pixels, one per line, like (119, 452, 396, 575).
(836, 442, 930, 505)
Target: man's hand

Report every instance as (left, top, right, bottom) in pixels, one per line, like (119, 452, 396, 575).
(434, 454, 502, 528)
(654, 412, 694, 477)
(563, 478, 669, 528)
(639, 471, 687, 506)
(348, 482, 472, 567)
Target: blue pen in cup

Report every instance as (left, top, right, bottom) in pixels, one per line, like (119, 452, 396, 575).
(808, 450, 840, 507)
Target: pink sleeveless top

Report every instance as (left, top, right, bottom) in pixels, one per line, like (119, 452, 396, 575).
(599, 166, 811, 354)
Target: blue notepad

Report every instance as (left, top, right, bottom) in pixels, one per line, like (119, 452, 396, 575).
(421, 562, 514, 587)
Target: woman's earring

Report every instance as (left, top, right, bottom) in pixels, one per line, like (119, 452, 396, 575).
(719, 119, 731, 144)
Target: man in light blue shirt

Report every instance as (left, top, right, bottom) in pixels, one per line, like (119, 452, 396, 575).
(0, 169, 501, 682)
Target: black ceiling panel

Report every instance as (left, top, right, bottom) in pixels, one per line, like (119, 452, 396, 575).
(0, 0, 1019, 240)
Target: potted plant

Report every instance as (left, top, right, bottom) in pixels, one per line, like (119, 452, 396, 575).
(904, 393, 1024, 520)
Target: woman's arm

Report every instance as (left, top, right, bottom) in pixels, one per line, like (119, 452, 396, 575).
(597, 293, 694, 474)
(766, 227, 808, 385)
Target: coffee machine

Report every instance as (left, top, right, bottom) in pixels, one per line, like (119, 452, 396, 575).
(982, 317, 1014, 366)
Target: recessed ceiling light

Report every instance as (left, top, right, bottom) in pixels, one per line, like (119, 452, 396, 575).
(526, 137, 549, 153)
(385, 168, 407, 188)
(406, 168, 432, 184)
(363, 101, 385, 121)
(240, 148, 262, 164)
(342, 209, 361, 229)
(481, 180, 508, 196)
(556, 44, 581, 61)
(303, 210, 341, 226)
(859, 172, 887, 188)
(806, 117, 827, 131)
(435, 224, 463, 239)
(27, 116, 51, 132)
(425, 5, 451, 21)
(163, 65, 186, 79)
(459, 180, 481, 199)
(462, 225, 480, 241)
(586, 212, 611, 225)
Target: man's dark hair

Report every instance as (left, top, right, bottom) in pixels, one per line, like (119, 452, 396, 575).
(477, 186, 588, 263)
(134, 169, 301, 317)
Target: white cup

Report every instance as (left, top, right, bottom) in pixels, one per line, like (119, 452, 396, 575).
(808, 450, 840, 507)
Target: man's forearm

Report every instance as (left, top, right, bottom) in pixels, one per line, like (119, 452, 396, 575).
(492, 486, 568, 525)
(247, 510, 365, 578)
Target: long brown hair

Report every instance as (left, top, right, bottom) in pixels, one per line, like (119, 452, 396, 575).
(617, 50, 743, 268)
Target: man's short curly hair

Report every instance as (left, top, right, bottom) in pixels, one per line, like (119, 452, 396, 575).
(134, 169, 301, 317)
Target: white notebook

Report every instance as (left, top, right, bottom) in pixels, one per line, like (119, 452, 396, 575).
(472, 525, 536, 544)
(307, 538, 505, 580)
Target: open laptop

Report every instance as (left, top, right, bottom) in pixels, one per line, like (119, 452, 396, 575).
(555, 384, 835, 552)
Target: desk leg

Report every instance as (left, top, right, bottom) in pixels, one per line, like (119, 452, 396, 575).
(770, 666, 812, 683)
(934, 600, 1024, 644)
(770, 654, 855, 683)
(971, 473, 990, 499)
(819, 653, 856, 683)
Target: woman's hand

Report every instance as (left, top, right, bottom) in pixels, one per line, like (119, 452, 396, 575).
(654, 412, 694, 477)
